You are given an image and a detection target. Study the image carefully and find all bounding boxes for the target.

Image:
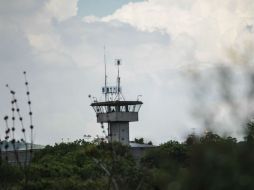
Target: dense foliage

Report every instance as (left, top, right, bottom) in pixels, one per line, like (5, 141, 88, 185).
(1, 123, 254, 190)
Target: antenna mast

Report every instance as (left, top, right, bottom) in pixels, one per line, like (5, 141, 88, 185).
(104, 46, 107, 101)
(116, 59, 121, 100)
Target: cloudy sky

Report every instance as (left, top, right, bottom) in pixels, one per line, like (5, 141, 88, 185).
(0, 0, 254, 145)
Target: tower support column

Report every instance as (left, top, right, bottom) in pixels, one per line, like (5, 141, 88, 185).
(108, 122, 129, 145)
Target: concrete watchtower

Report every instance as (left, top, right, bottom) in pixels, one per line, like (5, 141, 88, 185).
(90, 59, 143, 145)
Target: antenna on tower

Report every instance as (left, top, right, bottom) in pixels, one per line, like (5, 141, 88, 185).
(116, 59, 121, 100)
(104, 46, 107, 101)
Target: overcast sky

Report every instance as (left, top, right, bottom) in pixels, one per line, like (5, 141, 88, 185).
(0, 0, 254, 145)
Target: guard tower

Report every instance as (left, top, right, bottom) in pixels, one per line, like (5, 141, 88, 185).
(90, 59, 143, 145)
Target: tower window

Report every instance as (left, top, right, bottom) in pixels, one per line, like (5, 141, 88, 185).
(121, 138, 125, 141)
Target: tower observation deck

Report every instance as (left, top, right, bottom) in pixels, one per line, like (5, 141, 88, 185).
(90, 58, 143, 145)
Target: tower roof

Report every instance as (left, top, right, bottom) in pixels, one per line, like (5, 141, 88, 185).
(91, 100, 143, 107)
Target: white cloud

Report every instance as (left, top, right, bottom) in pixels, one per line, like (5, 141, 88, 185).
(28, 33, 61, 52)
(101, 0, 254, 65)
(45, 0, 78, 22)
(83, 15, 101, 23)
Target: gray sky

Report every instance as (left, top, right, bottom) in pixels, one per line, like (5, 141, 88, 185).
(0, 0, 254, 145)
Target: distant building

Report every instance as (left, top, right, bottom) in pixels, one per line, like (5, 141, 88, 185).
(0, 141, 44, 165)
